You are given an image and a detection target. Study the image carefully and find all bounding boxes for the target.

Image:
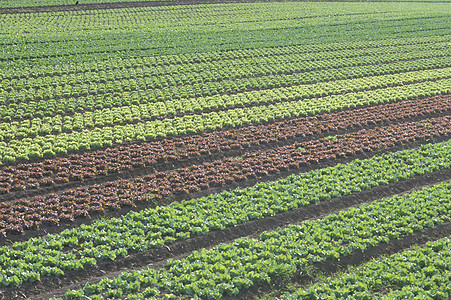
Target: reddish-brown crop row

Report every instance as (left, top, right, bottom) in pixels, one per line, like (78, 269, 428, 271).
(0, 116, 449, 236)
(0, 95, 449, 195)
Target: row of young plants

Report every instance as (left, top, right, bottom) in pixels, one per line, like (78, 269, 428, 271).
(6, 1, 390, 36)
(1, 51, 448, 125)
(283, 237, 451, 299)
(0, 117, 448, 237)
(53, 182, 451, 299)
(3, 7, 448, 69)
(9, 4, 442, 37)
(2, 40, 447, 104)
(0, 140, 449, 288)
(0, 77, 449, 163)
(2, 47, 448, 114)
(5, 30, 449, 79)
(1, 0, 236, 8)
(2, 3, 441, 43)
(2, 34, 447, 82)
(0, 95, 446, 194)
(1, 66, 448, 140)
(4, 1, 327, 35)
(5, 30, 448, 93)
(4, 0, 446, 9)
(0, 5, 401, 56)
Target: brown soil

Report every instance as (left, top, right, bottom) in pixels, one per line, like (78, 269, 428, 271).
(5, 169, 450, 300)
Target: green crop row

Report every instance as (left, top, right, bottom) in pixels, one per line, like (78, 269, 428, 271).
(2, 0, 449, 9)
(2, 34, 448, 82)
(1, 45, 448, 120)
(2, 4, 448, 68)
(2, 2, 316, 34)
(1, 40, 447, 104)
(0, 76, 449, 163)
(1, 67, 448, 142)
(56, 181, 451, 299)
(1, 140, 450, 288)
(5, 25, 448, 76)
(6, 23, 443, 71)
(4, 1, 390, 33)
(284, 237, 451, 299)
(1, 0, 260, 8)
(0, 3, 410, 43)
(3, 5, 442, 39)
(0, 0, 230, 8)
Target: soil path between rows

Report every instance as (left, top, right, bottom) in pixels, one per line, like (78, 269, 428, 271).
(10, 168, 450, 300)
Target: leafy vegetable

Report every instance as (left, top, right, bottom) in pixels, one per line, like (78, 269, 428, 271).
(57, 182, 451, 299)
(0, 140, 449, 287)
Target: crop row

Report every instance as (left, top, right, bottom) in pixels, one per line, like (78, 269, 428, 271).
(53, 182, 451, 299)
(1, 0, 169, 8)
(0, 117, 449, 236)
(3, 0, 272, 9)
(284, 237, 451, 299)
(2, 35, 447, 82)
(0, 9, 392, 57)
(0, 95, 448, 195)
(2, 35, 448, 84)
(4, 7, 439, 43)
(1, 56, 448, 130)
(0, 77, 449, 163)
(3, 2, 324, 35)
(6, 29, 448, 88)
(5, 0, 444, 9)
(2, 41, 447, 105)
(1, 66, 448, 141)
(4, 2, 393, 37)
(2, 6, 441, 44)
(3, 10, 448, 68)
(0, 38, 439, 88)
(2, 49, 448, 117)
(0, 140, 449, 287)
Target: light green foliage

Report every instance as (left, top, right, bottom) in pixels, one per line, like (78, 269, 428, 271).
(1, 0, 450, 9)
(58, 181, 451, 299)
(0, 2, 449, 162)
(284, 237, 451, 299)
(0, 76, 449, 163)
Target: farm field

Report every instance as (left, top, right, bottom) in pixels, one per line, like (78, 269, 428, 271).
(2, 0, 450, 9)
(0, 0, 450, 299)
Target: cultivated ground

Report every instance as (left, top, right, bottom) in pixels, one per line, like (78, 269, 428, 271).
(0, 0, 450, 299)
